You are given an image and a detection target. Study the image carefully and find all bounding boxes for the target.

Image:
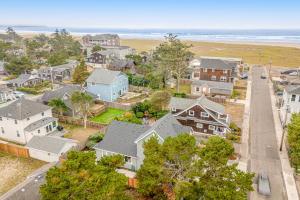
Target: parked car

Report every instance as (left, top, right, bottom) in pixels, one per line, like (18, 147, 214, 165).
(258, 172, 271, 196)
(13, 91, 24, 98)
(240, 72, 248, 79)
(261, 73, 267, 79)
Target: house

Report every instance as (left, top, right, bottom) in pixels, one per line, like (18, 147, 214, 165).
(0, 98, 58, 144)
(190, 57, 243, 82)
(38, 60, 78, 82)
(280, 85, 300, 124)
(7, 74, 43, 88)
(26, 135, 78, 162)
(168, 95, 230, 136)
(83, 34, 120, 47)
(107, 58, 135, 73)
(94, 113, 191, 170)
(191, 80, 233, 98)
(86, 68, 128, 102)
(41, 85, 97, 116)
(0, 61, 7, 75)
(0, 85, 16, 103)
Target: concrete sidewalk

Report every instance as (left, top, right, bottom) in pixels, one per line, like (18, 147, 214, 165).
(267, 68, 299, 200)
(238, 69, 252, 172)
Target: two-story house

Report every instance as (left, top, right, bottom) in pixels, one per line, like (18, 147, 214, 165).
(93, 113, 191, 171)
(280, 85, 300, 125)
(38, 60, 78, 82)
(190, 57, 242, 83)
(0, 98, 58, 144)
(82, 34, 120, 47)
(86, 68, 128, 102)
(168, 95, 230, 136)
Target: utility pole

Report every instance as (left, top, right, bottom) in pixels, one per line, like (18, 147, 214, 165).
(268, 58, 272, 81)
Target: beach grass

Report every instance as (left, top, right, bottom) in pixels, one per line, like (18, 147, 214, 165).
(121, 39, 300, 67)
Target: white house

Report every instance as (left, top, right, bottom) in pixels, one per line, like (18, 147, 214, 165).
(280, 85, 300, 125)
(0, 98, 58, 144)
(26, 135, 78, 162)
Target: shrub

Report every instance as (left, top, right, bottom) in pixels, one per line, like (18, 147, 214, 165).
(17, 87, 40, 94)
(231, 89, 240, 99)
(136, 111, 144, 118)
(86, 133, 104, 149)
(173, 92, 186, 98)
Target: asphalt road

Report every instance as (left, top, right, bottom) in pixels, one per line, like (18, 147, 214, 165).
(249, 66, 286, 200)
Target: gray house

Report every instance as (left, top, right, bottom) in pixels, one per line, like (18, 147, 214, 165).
(94, 113, 191, 171)
(7, 74, 43, 88)
(191, 80, 233, 98)
(41, 85, 97, 116)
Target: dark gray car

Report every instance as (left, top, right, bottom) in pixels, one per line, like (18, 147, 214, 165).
(258, 172, 271, 196)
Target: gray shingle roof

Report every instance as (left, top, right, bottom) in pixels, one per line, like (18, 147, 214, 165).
(26, 136, 77, 154)
(0, 98, 51, 120)
(86, 68, 125, 85)
(24, 117, 57, 132)
(94, 114, 191, 157)
(169, 96, 225, 114)
(200, 58, 233, 70)
(7, 74, 39, 85)
(94, 121, 150, 157)
(286, 85, 300, 94)
(192, 80, 233, 95)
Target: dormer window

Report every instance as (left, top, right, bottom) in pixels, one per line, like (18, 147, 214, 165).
(201, 112, 209, 118)
(189, 110, 194, 116)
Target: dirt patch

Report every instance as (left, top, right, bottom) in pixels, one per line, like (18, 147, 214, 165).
(0, 152, 45, 195)
(225, 103, 245, 128)
(62, 123, 101, 146)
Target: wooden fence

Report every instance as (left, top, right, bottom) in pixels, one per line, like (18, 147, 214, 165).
(58, 116, 106, 129)
(104, 101, 133, 111)
(0, 141, 29, 158)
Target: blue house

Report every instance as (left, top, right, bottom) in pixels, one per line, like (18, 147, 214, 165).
(86, 68, 128, 102)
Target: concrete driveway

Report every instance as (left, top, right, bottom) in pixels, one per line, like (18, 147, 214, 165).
(249, 66, 287, 199)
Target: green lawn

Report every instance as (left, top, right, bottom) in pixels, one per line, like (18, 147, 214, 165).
(90, 108, 126, 124)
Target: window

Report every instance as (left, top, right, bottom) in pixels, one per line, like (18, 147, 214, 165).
(53, 121, 57, 127)
(14, 120, 18, 124)
(203, 68, 207, 72)
(27, 118, 30, 121)
(189, 110, 194, 116)
(38, 129, 40, 134)
(46, 126, 49, 133)
(196, 123, 203, 128)
(41, 112, 44, 116)
(211, 76, 216, 81)
(1, 127, 4, 134)
(291, 95, 296, 102)
(125, 156, 131, 163)
(223, 70, 228, 74)
(196, 87, 200, 92)
(172, 107, 176, 112)
(201, 112, 209, 118)
(0, 117, 2, 121)
(208, 125, 215, 130)
(16, 131, 20, 137)
(220, 76, 227, 82)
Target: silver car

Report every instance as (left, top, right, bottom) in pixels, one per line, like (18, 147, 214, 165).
(258, 172, 271, 196)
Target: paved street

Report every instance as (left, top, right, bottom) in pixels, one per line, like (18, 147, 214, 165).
(249, 66, 287, 199)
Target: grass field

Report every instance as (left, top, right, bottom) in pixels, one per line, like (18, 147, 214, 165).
(90, 108, 126, 124)
(121, 39, 300, 67)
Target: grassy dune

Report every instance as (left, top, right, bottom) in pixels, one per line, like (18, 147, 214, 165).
(121, 39, 300, 67)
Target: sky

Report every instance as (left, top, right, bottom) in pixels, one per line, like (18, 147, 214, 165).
(0, 0, 300, 29)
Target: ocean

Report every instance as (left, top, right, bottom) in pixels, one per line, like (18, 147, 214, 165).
(1, 25, 300, 44)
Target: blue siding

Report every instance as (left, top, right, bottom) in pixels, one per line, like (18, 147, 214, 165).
(86, 74, 128, 102)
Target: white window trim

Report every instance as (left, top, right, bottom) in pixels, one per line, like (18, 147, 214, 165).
(220, 76, 227, 82)
(172, 107, 176, 112)
(203, 68, 207, 72)
(211, 76, 216, 81)
(189, 110, 194, 116)
(201, 112, 209, 118)
(223, 70, 228, 74)
(196, 123, 203, 128)
(209, 125, 215, 130)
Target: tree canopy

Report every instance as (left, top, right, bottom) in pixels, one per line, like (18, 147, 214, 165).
(287, 113, 300, 170)
(153, 34, 193, 92)
(137, 134, 254, 199)
(4, 56, 33, 75)
(40, 151, 131, 200)
(49, 98, 68, 116)
(72, 60, 90, 85)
